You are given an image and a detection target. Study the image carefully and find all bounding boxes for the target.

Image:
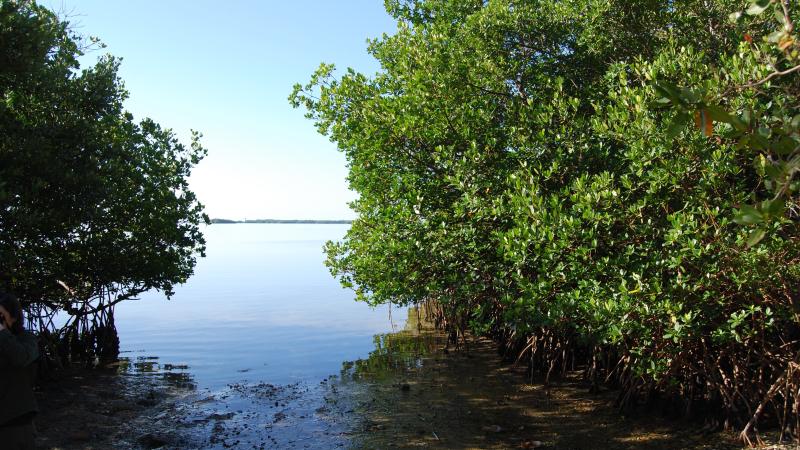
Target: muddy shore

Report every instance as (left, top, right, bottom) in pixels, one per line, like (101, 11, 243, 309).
(339, 333, 742, 449)
(33, 331, 777, 449)
(34, 365, 193, 450)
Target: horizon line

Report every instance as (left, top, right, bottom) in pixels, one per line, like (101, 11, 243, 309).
(210, 218, 353, 224)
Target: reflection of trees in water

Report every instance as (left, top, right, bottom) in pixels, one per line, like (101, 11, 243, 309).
(114, 356, 197, 390)
(342, 308, 443, 381)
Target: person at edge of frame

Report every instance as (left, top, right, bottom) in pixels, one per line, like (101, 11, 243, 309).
(0, 291, 39, 450)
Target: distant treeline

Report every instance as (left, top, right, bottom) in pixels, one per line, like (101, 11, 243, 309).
(210, 218, 352, 224)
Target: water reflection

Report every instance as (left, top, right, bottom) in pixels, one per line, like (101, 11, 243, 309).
(341, 308, 443, 382)
(92, 308, 456, 448)
(113, 353, 198, 391)
(115, 224, 404, 389)
(340, 332, 440, 381)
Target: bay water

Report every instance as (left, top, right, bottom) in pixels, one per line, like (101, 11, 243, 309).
(114, 223, 403, 390)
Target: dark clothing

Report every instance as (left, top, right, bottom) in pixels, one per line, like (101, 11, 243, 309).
(0, 329, 38, 431)
(2, 421, 35, 450)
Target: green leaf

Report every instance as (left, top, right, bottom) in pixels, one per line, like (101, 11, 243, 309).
(730, 115, 749, 132)
(753, 153, 768, 176)
(746, 228, 766, 247)
(680, 88, 702, 104)
(746, 0, 771, 16)
(733, 204, 764, 225)
(762, 198, 785, 217)
(705, 104, 735, 124)
(666, 112, 691, 139)
(736, 135, 752, 150)
(654, 81, 682, 105)
(750, 134, 770, 151)
(774, 136, 799, 156)
(791, 114, 800, 129)
(767, 30, 786, 43)
(742, 109, 753, 127)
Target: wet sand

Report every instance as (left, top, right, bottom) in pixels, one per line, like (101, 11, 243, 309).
(33, 330, 773, 449)
(35, 366, 354, 449)
(34, 366, 183, 449)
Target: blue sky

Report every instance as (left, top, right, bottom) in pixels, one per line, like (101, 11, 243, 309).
(44, 1, 397, 220)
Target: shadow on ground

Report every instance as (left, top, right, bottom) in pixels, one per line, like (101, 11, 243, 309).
(336, 326, 741, 450)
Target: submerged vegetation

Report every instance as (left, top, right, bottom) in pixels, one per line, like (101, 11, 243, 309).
(292, 0, 800, 443)
(0, 1, 207, 367)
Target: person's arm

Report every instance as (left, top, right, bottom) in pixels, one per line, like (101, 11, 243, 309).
(0, 328, 39, 368)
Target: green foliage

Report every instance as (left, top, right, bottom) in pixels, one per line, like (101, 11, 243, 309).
(293, 0, 800, 437)
(0, 1, 208, 314)
(654, 0, 800, 247)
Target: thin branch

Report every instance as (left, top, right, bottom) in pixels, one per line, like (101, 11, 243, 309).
(464, 80, 514, 99)
(781, 0, 794, 34)
(741, 63, 800, 89)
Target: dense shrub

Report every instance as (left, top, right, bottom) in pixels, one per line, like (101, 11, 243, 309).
(293, 0, 800, 442)
(0, 1, 208, 365)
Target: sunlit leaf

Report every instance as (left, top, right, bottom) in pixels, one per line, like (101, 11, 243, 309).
(746, 228, 766, 247)
(746, 0, 771, 16)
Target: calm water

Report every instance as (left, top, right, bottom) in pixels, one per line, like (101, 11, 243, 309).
(114, 224, 404, 390)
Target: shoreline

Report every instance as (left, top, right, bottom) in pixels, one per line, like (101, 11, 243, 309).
(339, 331, 745, 449)
(32, 330, 782, 449)
(35, 366, 191, 449)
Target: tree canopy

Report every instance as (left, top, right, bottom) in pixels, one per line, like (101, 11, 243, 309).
(0, 0, 208, 350)
(293, 0, 800, 441)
